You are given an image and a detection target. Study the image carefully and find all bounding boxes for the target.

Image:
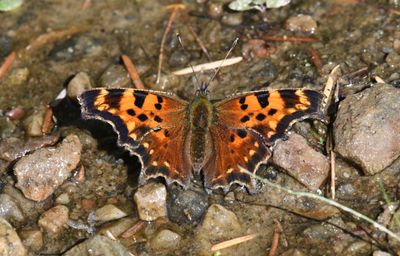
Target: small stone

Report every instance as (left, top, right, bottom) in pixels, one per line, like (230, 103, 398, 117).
(0, 134, 59, 162)
(221, 13, 243, 26)
(55, 193, 70, 205)
(64, 235, 130, 256)
(242, 39, 275, 59)
(281, 249, 306, 256)
(334, 84, 400, 175)
(134, 182, 167, 221)
(0, 194, 25, 225)
(167, 187, 208, 224)
(38, 205, 69, 237)
(81, 199, 96, 211)
(99, 64, 131, 88)
(6, 106, 25, 121)
(0, 35, 13, 58)
(67, 72, 92, 99)
(168, 51, 190, 68)
(285, 15, 317, 34)
(150, 229, 181, 251)
(272, 133, 329, 190)
(20, 229, 43, 252)
(386, 51, 400, 68)
(0, 217, 27, 256)
(207, 1, 223, 19)
(372, 251, 392, 256)
(14, 134, 82, 201)
(197, 204, 242, 241)
(94, 204, 127, 223)
(23, 108, 45, 137)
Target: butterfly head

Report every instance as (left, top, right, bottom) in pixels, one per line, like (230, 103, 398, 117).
(195, 82, 210, 99)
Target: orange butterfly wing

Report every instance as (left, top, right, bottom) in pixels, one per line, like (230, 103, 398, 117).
(78, 88, 192, 186)
(204, 89, 323, 189)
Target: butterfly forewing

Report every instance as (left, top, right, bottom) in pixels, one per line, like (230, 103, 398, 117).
(78, 88, 192, 186)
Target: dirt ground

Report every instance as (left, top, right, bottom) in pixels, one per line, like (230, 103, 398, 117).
(0, 0, 400, 255)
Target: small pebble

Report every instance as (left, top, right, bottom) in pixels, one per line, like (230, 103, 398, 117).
(99, 64, 131, 88)
(64, 235, 130, 255)
(285, 15, 318, 34)
(81, 198, 96, 211)
(20, 229, 43, 252)
(197, 204, 242, 240)
(134, 182, 167, 221)
(168, 51, 190, 68)
(242, 39, 276, 59)
(55, 193, 70, 205)
(0, 193, 25, 225)
(23, 108, 44, 137)
(207, 1, 223, 19)
(150, 229, 181, 251)
(221, 13, 243, 26)
(0, 217, 27, 256)
(6, 106, 25, 121)
(38, 205, 69, 237)
(386, 51, 400, 68)
(94, 204, 127, 223)
(67, 72, 92, 99)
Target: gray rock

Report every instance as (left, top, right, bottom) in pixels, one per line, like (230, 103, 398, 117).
(167, 187, 208, 224)
(197, 204, 242, 240)
(0, 194, 25, 225)
(334, 84, 400, 175)
(99, 64, 131, 88)
(20, 229, 43, 252)
(14, 134, 82, 201)
(38, 205, 69, 237)
(94, 204, 127, 223)
(150, 229, 181, 251)
(67, 72, 92, 99)
(55, 193, 70, 205)
(134, 182, 167, 221)
(64, 235, 130, 256)
(0, 217, 27, 256)
(0, 134, 59, 162)
(272, 133, 329, 190)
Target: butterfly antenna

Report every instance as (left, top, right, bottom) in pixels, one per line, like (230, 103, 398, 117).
(205, 37, 239, 89)
(176, 33, 201, 89)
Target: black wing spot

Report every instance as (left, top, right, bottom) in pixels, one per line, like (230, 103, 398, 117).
(256, 113, 266, 121)
(164, 129, 170, 137)
(240, 104, 248, 110)
(279, 90, 299, 108)
(268, 108, 277, 116)
(255, 91, 270, 108)
(154, 103, 162, 110)
(239, 97, 246, 104)
(154, 115, 163, 123)
(133, 91, 148, 108)
(127, 109, 136, 116)
(240, 115, 250, 123)
(237, 129, 247, 138)
(157, 96, 163, 103)
(137, 114, 148, 121)
(230, 134, 235, 143)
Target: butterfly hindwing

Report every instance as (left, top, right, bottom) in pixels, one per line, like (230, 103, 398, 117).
(205, 89, 323, 189)
(78, 88, 192, 186)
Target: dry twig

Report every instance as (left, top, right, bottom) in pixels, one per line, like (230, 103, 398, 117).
(41, 105, 54, 134)
(121, 220, 145, 238)
(187, 25, 212, 61)
(211, 233, 258, 252)
(308, 47, 322, 71)
(121, 54, 145, 89)
(26, 26, 85, 50)
(156, 4, 186, 84)
(172, 56, 242, 76)
(268, 222, 280, 256)
(0, 51, 16, 79)
(263, 35, 318, 43)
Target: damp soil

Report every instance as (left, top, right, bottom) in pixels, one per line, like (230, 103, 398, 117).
(1, 0, 400, 255)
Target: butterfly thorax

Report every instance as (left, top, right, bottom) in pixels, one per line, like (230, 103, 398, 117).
(188, 92, 215, 171)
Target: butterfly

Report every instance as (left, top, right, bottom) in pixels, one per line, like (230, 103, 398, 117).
(78, 84, 323, 191)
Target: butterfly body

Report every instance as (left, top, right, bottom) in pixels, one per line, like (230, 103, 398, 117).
(79, 87, 323, 190)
